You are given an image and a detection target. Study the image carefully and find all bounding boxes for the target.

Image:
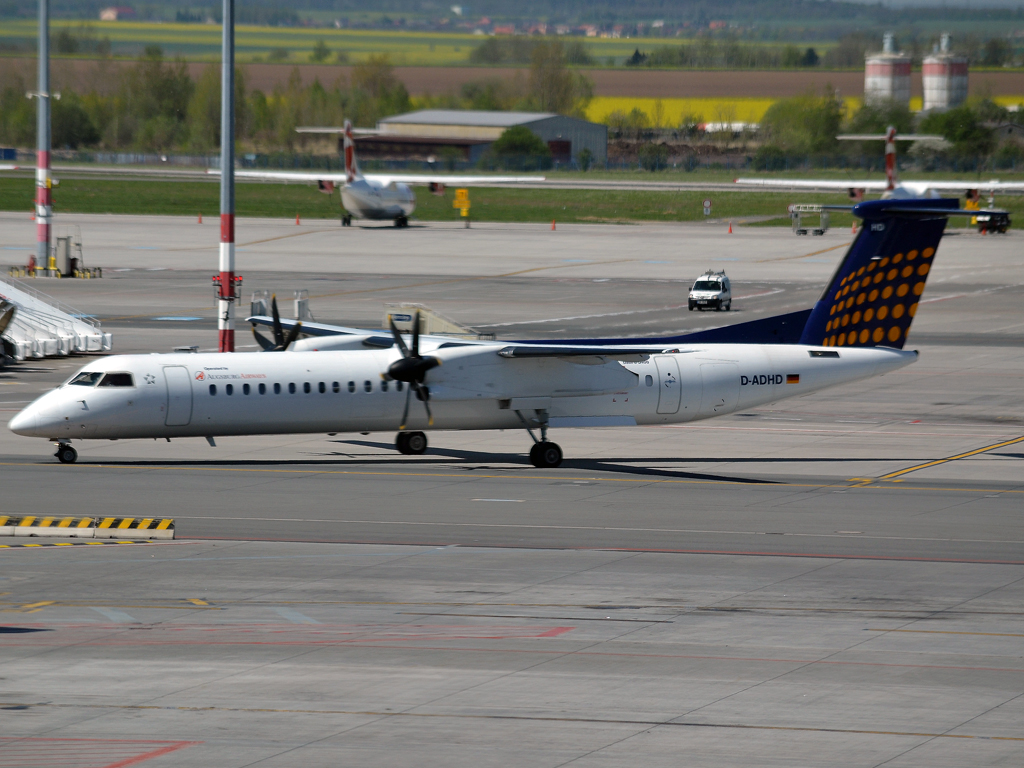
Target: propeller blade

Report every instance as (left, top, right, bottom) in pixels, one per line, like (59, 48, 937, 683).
(411, 310, 421, 357)
(252, 326, 275, 351)
(412, 380, 433, 427)
(399, 386, 411, 430)
(282, 321, 303, 350)
(388, 316, 411, 358)
(270, 295, 284, 348)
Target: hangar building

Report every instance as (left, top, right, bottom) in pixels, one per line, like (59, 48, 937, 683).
(304, 110, 608, 167)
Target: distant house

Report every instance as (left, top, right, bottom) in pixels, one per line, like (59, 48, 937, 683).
(986, 121, 1024, 142)
(99, 6, 135, 21)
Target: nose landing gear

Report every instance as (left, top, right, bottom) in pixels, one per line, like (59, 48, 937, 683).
(55, 443, 78, 464)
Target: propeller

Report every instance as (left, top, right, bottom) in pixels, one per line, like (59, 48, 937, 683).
(252, 294, 302, 351)
(386, 310, 440, 429)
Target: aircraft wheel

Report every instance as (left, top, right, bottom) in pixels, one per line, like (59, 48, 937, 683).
(405, 431, 428, 454)
(342, 215, 352, 227)
(529, 441, 562, 468)
(395, 432, 411, 454)
(56, 445, 78, 464)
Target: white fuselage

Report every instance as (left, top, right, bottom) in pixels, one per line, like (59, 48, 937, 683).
(9, 343, 916, 442)
(342, 178, 416, 221)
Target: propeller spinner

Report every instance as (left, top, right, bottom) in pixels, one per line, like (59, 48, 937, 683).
(387, 310, 440, 429)
(252, 294, 302, 352)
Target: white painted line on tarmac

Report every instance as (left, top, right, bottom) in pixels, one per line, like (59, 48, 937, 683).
(476, 290, 785, 328)
(91, 607, 138, 623)
(272, 606, 321, 624)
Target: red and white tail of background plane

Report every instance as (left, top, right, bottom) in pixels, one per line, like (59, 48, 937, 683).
(735, 126, 1024, 199)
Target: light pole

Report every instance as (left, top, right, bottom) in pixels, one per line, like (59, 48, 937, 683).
(34, 0, 52, 270)
(217, 0, 237, 352)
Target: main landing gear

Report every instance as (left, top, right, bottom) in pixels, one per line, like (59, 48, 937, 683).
(342, 214, 352, 227)
(395, 431, 428, 455)
(55, 443, 78, 464)
(515, 408, 563, 468)
(394, 216, 409, 228)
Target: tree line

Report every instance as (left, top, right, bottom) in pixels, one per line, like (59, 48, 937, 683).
(0, 40, 592, 153)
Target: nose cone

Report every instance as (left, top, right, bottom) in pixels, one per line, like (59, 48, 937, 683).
(9, 406, 40, 436)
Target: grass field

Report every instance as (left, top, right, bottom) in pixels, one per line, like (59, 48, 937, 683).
(0, 175, 857, 227)
(3, 176, 1021, 229)
(0, 20, 840, 66)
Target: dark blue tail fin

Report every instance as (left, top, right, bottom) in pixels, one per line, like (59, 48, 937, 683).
(798, 198, 956, 349)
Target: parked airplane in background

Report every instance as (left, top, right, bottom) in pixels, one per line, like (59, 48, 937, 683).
(214, 120, 543, 227)
(10, 199, 975, 467)
(735, 126, 1024, 200)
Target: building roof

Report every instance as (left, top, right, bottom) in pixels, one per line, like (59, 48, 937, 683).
(379, 110, 560, 127)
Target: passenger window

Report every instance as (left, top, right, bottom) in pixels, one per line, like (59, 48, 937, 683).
(243, 383, 250, 395)
(348, 381, 355, 393)
(382, 380, 389, 392)
(288, 383, 296, 394)
(226, 384, 234, 396)
(318, 382, 326, 394)
(332, 381, 340, 393)
(274, 383, 281, 394)
(209, 384, 217, 395)
(364, 380, 372, 393)
(645, 375, 653, 386)
(98, 372, 134, 388)
(258, 383, 266, 394)
(303, 382, 311, 394)
(68, 371, 103, 387)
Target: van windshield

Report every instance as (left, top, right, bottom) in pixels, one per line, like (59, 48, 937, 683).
(67, 371, 103, 387)
(693, 280, 721, 291)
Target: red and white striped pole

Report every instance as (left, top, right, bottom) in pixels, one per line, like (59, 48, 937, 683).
(35, 0, 51, 270)
(217, 0, 235, 352)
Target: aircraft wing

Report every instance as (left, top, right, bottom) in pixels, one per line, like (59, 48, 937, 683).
(215, 170, 544, 186)
(364, 173, 544, 186)
(498, 345, 655, 361)
(900, 180, 1024, 194)
(734, 178, 890, 190)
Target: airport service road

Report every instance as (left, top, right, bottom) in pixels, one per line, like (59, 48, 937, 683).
(2, 540, 1023, 768)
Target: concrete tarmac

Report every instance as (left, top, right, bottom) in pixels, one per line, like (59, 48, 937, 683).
(1, 213, 1022, 766)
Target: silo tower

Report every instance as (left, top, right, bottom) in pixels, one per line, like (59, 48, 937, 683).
(923, 34, 968, 111)
(864, 33, 912, 107)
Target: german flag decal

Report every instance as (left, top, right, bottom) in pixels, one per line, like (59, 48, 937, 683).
(787, 374, 800, 384)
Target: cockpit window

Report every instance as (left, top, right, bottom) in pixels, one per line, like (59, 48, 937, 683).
(98, 372, 135, 388)
(693, 280, 721, 291)
(68, 371, 104, 387)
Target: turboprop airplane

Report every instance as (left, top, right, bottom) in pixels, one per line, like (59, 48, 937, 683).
(213, 120, 543, 227)
(9, 198, 971, 468)
(735, 126, 1024, 200)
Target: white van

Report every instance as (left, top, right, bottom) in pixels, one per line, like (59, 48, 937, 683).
(688, 270, 731, 311)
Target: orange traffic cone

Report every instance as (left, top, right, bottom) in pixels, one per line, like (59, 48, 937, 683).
(728, 221, 733, 234)
(851, 221, 856, 234)
(30, 210, 34, 221)
(198, 213, 202, 224)
(296, 213, 300, 225)
(551, 220, 556, 230)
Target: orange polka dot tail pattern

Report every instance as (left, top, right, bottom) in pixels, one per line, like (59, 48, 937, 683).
(797, 198, 957, 350)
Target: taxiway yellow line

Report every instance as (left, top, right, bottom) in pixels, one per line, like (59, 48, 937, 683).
(755, 241, 851, 263)
(879, 434, 1024, 479)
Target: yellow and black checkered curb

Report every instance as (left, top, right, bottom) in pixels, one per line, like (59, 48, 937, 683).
(0, 540, 151, 549)
(0, 516, 174, 540)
